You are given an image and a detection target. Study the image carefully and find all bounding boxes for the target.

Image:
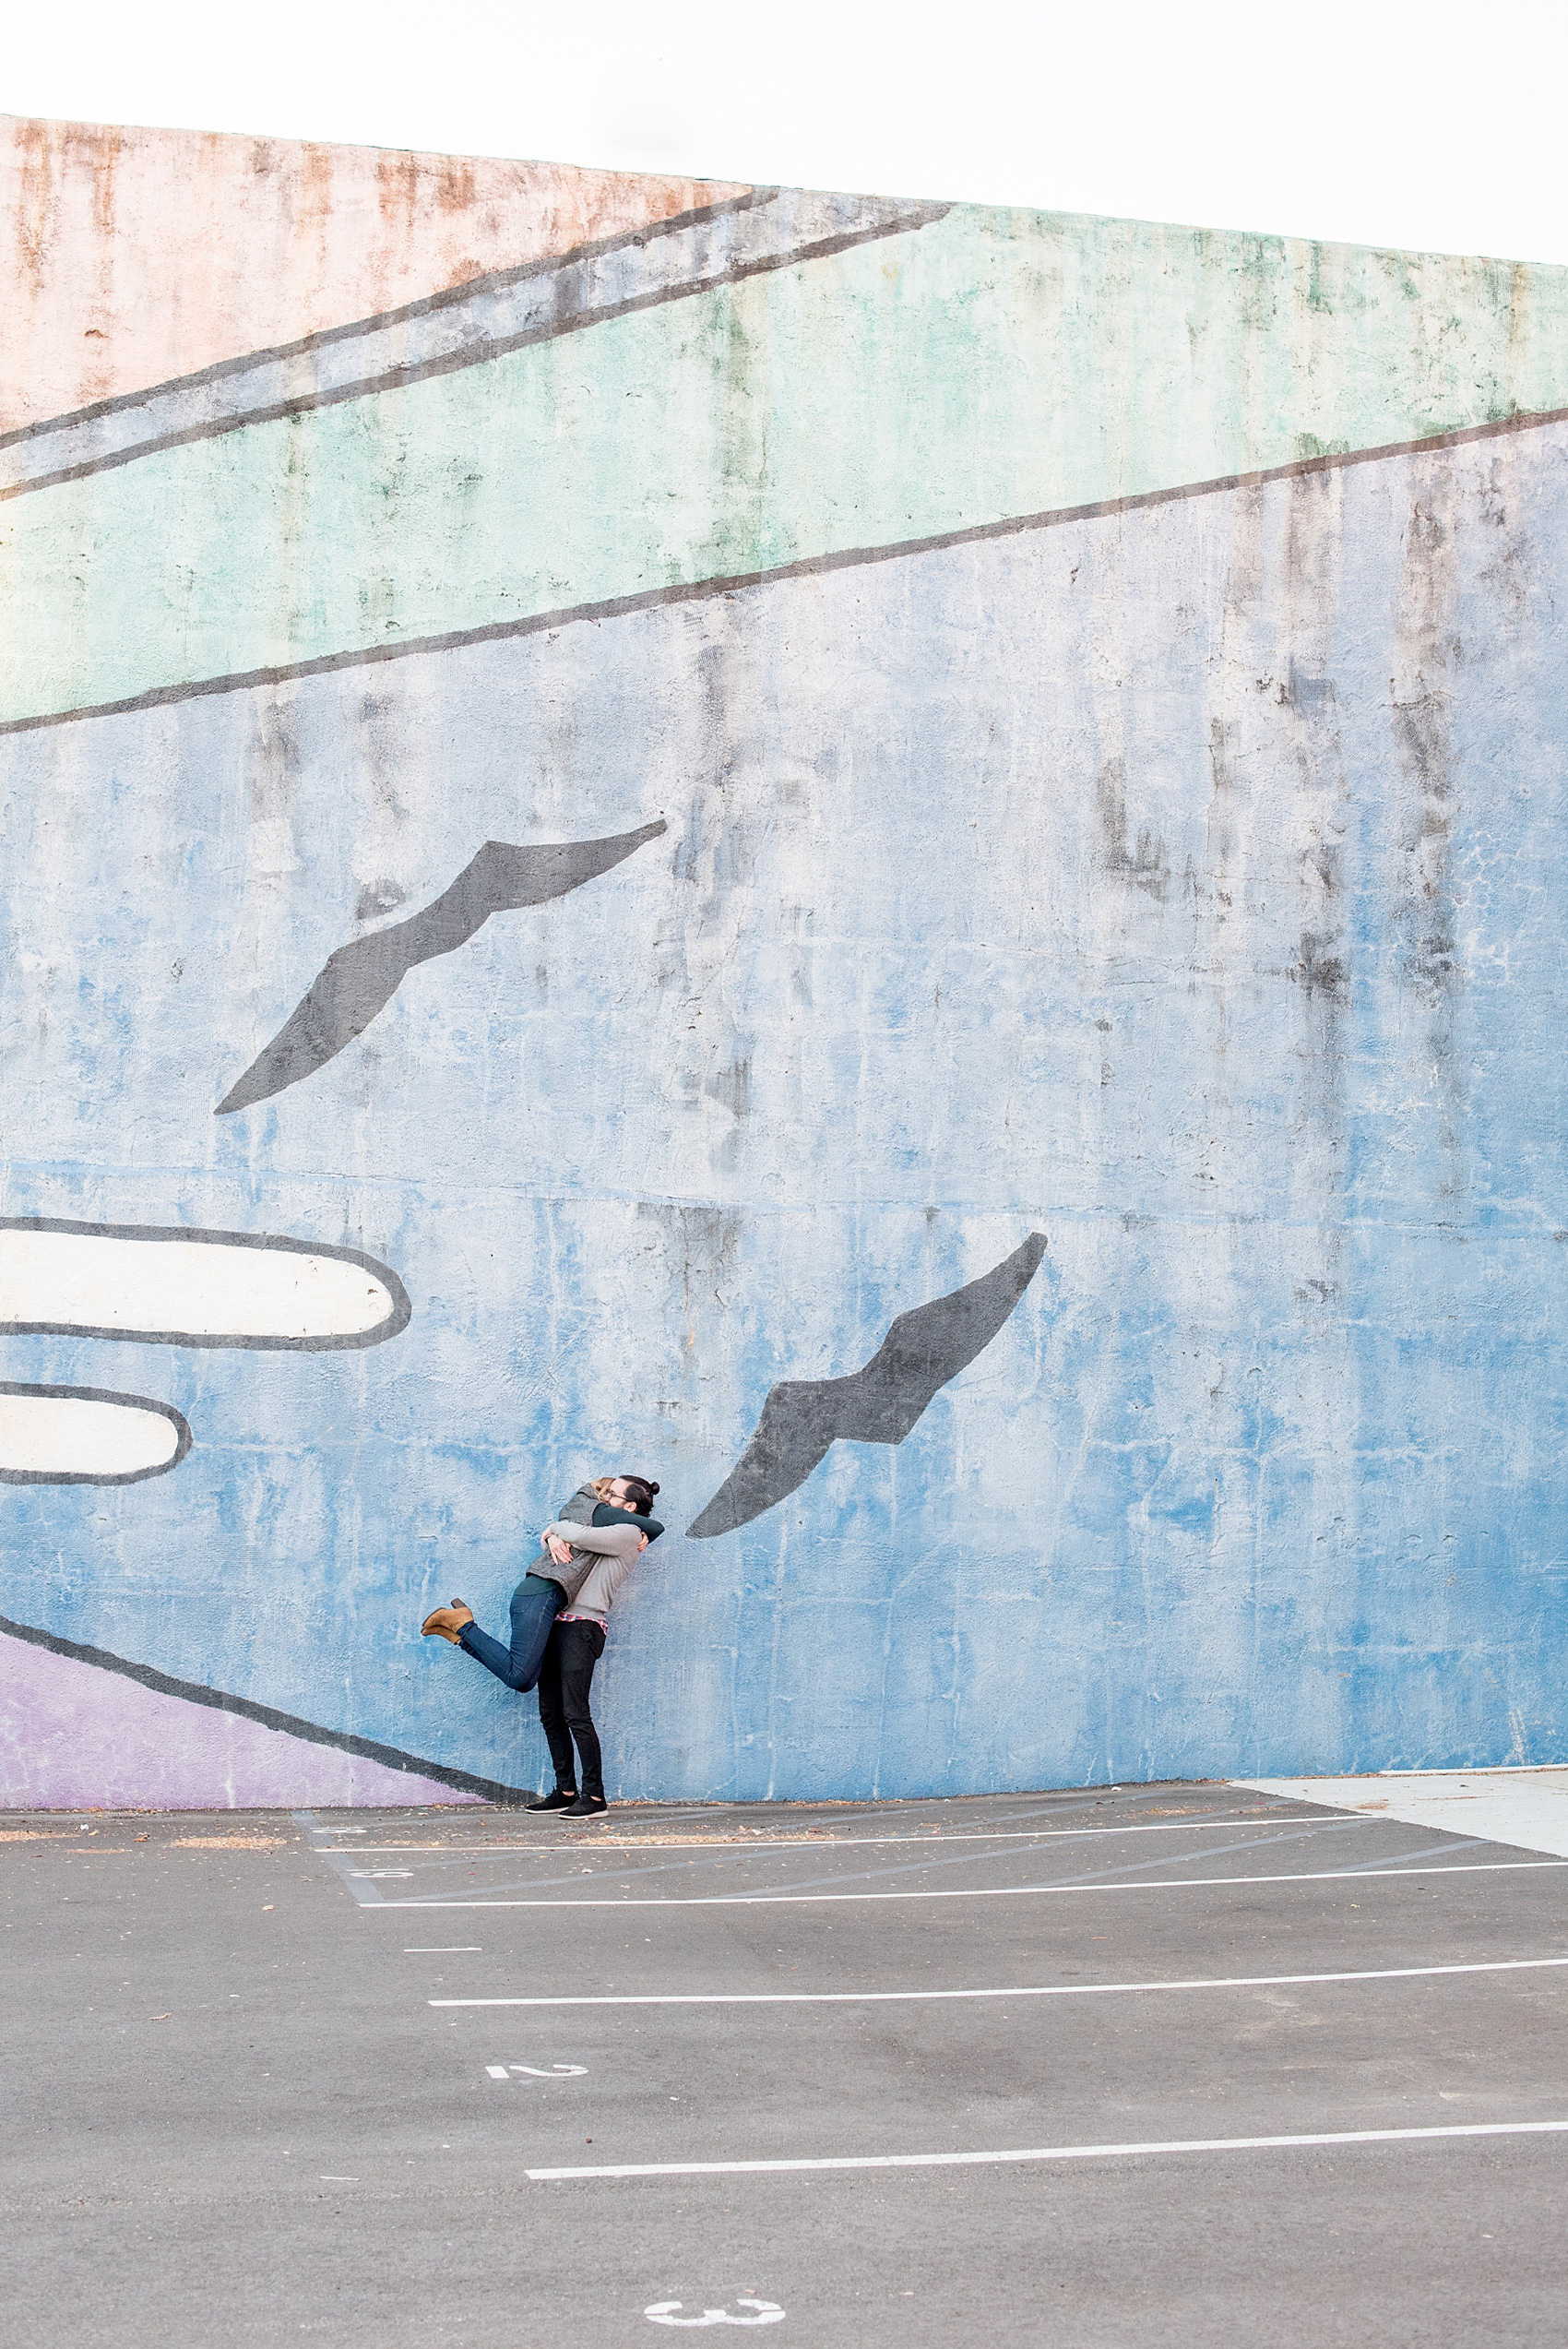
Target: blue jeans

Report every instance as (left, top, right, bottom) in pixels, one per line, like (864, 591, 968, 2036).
(458, 1574, 566, 1694)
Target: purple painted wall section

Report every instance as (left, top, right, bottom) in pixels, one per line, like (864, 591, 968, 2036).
(0, 1635, 477, 1809)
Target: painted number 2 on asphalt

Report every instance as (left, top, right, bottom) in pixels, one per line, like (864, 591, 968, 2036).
(483, 2063, 588, 2080)
(644, 2302, 785, 2328)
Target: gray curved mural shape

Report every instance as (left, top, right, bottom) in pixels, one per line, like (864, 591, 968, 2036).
(688, 1232, 1049, 1537)
(218, 818, 667, 1113)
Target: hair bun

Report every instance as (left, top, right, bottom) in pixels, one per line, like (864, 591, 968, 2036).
(647, 1481, 659, 1496)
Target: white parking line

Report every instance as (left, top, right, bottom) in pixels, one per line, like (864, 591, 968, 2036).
(314, 1815, 1359, 1858)
(430, 1952, 1568, 2009)
(375, 1856, 1568, 1910)
(529, 2117, 1568, 2182)
(369, 1820, 1365, 1907)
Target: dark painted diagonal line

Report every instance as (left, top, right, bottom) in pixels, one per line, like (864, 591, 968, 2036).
(0, 192, 775, 450)
(1335, 1836, 1493, 1871)
(0, 1611, 527, 1803)
(1, 204, 947, 503)
(7, 399, 1565, 739)
(324, 1852, 390, 1905)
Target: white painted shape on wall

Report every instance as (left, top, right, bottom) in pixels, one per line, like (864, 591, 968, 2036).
(0, 1388, 181, 1479)
(0, 1227, 398, 1341)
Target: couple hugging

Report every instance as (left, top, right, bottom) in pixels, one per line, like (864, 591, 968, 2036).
(421, 1472, 663, 1817)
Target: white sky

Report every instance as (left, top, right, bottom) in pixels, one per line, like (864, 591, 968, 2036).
(6, 0, 1567, 268)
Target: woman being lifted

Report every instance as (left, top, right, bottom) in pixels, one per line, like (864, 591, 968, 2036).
(421, 1473, 662, 1817)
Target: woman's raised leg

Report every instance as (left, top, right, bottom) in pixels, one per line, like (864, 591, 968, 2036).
(457, 1576, 564, 1692)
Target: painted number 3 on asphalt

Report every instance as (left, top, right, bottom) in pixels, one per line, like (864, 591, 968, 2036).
(644, 2300, 785, 2327)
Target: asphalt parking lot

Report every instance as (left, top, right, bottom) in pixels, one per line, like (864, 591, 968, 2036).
(5, 1781, 1568, 2346)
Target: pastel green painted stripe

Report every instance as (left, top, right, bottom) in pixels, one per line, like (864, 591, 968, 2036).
(6, 206, 1568, 727)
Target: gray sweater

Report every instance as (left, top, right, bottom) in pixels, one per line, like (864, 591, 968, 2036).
(540, 1518, 646, 1628)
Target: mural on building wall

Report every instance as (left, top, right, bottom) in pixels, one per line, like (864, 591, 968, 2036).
(218, 820, 668, 1112)
(688, 1234, 1050, 1536)
(4, 113, 1568, 1808)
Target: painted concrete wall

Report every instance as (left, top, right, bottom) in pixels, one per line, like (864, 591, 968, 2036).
(0, 112, 744, 432)
(4, 119, 1568, 1806)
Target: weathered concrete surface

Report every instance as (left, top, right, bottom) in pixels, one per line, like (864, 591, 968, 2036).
(0, 112, 746, 432)
(1239, 1769, 1568, 1858)
(6, 408, 1568, 1802)
(4, 138, 1568, 1806)
(10, 197, 1568, 728)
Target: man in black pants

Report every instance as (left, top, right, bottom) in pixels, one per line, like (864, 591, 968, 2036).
(528, 1474, 662, 1818)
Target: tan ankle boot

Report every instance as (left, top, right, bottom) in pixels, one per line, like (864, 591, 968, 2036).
(422, 1602, 475, 1645)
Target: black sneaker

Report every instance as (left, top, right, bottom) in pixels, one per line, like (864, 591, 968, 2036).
(559, 1793, 609, 1818)
(525, 1789, 577, 1811)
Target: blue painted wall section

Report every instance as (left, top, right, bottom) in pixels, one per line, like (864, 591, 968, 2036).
(3, 178, 1567, 1801)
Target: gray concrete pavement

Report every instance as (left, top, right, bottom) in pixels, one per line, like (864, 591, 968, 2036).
(1239, 1765, 1568, 1856)
(5, 1783, 1568, 2345)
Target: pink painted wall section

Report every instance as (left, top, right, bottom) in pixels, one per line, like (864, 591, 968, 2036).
(0, 112, 749, 432)
(0, 1634, 479, 1810)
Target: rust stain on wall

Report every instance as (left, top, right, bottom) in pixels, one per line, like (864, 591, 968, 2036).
(0, 112, 750, 432)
